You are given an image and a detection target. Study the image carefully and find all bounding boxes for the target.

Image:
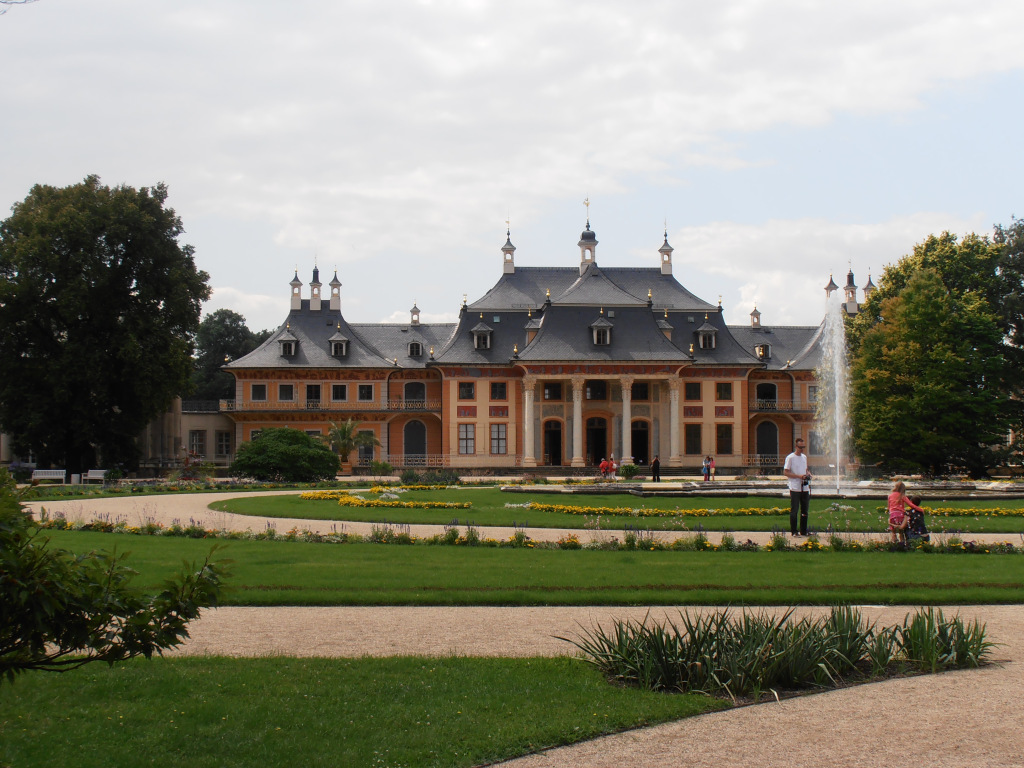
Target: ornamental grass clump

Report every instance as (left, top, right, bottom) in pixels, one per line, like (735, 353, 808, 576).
(562, 606, 993, 700)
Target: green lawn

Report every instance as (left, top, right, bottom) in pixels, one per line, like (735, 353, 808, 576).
(209, 487, 1024, 533)
(0, 656, 724, 768)
(43, 530, 1024, 606)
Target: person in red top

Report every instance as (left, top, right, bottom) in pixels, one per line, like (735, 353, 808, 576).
(599, 458, 609, 479)
(888, 480, 923, 543)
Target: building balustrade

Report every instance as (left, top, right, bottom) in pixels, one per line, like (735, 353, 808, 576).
(747, 398, 816, 412)
(219, 399, 441, 413)
(369, 453, 524, 468)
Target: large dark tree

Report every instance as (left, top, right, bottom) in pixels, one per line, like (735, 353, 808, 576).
(849, 230, 1024, 476)
(190, 309, 269, 401)
(0, 176, 210, 473)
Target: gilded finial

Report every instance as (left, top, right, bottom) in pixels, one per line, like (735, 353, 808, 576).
(513, 343, 518, 353)
(546, 288, 550, 298)
(647, 288, 652, 299)
(600, 307, 604, 315)
(429, 346, 434, 358)
(664, 308, 668, 318)
(689, 343, 694, 355)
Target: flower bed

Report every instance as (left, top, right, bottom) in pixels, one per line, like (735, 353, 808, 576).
(300, 490, 471, 509)
(504, 501, 787, 518)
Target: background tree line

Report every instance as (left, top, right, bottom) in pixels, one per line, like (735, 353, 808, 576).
(847, 219, 1024, 477)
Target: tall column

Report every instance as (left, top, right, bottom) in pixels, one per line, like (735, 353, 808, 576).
(570, 375, 585, 467)
(620, 376, 634, 464)
(522, 376, 537, 467)
(668, 379, 682, 466)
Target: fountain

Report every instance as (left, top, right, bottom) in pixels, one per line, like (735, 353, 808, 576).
(815, 293, 852, 494)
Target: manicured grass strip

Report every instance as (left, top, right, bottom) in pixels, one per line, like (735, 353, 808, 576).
(41, 531, 1024, 606)
(210, 489, 1024, 533)
(0, 656, 724, 768)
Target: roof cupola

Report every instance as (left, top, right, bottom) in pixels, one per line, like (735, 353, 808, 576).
(502, 226, 516, 274)
(309, 264, 322, 311)
(578, 198, 597, 275)
(329, 270, 342, 311)
(290, 269, 303, 311)
(658, 229, 674, 275)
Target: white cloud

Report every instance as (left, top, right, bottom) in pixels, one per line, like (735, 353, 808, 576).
(678, 212, 990, 326)
(1, 0, 1021, 329)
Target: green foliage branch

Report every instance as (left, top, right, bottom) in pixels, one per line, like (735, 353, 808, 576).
(0, 470, 227, 684)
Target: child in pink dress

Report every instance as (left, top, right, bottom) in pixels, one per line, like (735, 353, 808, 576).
(888, 481, 923, 543)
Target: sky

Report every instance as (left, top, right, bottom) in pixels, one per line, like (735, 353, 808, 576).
(1, 0, 1021, 332)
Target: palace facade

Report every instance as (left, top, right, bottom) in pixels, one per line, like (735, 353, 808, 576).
(213, 221, 865, 473)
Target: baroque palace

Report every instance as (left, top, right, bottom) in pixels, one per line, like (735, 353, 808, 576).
(1, 219, 874, 476)
(193, 220, 870, 474)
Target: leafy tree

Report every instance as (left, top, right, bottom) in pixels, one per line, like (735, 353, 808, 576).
(994, 217, 1024, 349)
(190, 309, 270, 401)
(0, 176, 210, 473)
(230, 428, 339, 482)
(322, 419, 381, 473)
(850, 268, 1015, 476)
(0, 470, 227, 683)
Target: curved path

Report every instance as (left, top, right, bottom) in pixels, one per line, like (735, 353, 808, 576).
(25, 492, 1024, 767)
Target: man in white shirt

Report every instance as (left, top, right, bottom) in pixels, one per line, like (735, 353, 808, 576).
(783, 438, 812, 537)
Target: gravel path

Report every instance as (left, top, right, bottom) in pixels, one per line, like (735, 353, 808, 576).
(25, 492, 1024, 767)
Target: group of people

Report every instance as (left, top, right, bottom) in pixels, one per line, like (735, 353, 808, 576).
(784, 438, 929, 543)
(598, 456, 618, 479)
(887, 481, 931, 544)
(701, 456, 716, 482)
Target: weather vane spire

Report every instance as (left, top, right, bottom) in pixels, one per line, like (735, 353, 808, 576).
(583, 196, 590, 226)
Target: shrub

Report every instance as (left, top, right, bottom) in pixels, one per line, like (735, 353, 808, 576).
(399, 469, 420, 485)
(618, 463, 641, 481)
(229, 428, 339, 482)
(562, 606, 993, 699)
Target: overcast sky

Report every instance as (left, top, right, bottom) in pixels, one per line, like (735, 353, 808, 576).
(2, 1, 1020, 332)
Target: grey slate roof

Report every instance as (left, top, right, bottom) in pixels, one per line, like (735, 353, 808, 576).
(552, 263, 647, 306)
(728, 323, 824, 370)
(514, 306, 687, 363)
(225, 300, 407, 369)
(350, 322, 456, 368)
(468, 266, 715, 313)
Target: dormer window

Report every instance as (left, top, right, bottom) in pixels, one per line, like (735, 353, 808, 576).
(590, 312, 613, 346)
(329, 324, 349, 358)
(278, 325, 298, 357)
(471, 318, 493, 350)
(696, 314, 717, 350)
(755, 343, 771, 360)
(409, 342, 422, 357)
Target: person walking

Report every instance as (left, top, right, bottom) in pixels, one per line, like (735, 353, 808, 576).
(651, 455, 661, 482)
(702, 456, 710, 482)
(783, 437, 812, 536)
(709, 456, 716, 481)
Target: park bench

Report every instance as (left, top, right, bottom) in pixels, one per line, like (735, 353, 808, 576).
(31, 469, 66, 484)
(85, 469, 108, 484)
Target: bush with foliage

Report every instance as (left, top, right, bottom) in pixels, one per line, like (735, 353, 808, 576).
(0, 469, 227, 683)
(230, 428, 339, 482)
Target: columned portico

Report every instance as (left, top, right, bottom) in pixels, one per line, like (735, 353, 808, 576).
(522, 375, 537, 467)
(668, 379, 682, 466)
(620, 376, 634, 464)
(570, 375, 585, 467)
